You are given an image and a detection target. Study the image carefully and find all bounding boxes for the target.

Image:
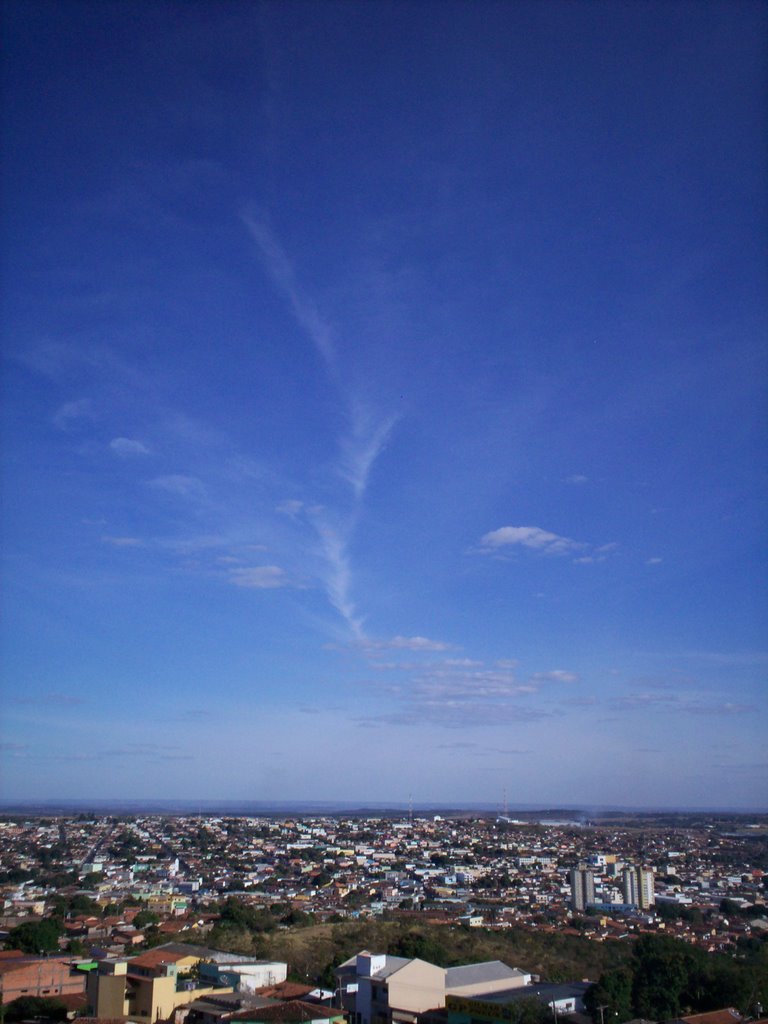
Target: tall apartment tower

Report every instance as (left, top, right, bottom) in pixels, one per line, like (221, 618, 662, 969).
(570, 865, 595, 911)
(622, 865, 655, 908)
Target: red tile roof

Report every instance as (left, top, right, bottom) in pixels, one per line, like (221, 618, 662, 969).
(228, 1002, 341, 1024)
(678, 1011, 742, 1024)
(129, 949, 189, 969)
(254, 983, 315, 1001)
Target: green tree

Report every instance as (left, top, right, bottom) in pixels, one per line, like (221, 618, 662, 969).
(281, 909, 314, 927)
(720, 898, 747, 918)
(390, 928, 448, 964)
(585, 967, 633, 1023)
(7, 919, 63, 954)
(5, 997, 68, 1022)
(68, 894, 99, 915)
(133, 909, 160, 929)
(508, 999, 551, 1024)
(631, 936, 699, 1021)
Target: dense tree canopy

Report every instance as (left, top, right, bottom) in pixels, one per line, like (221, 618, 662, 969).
(4, 996, 68, 1022)
(7, 919, 63, 954)
(586, 934, 768, 1022)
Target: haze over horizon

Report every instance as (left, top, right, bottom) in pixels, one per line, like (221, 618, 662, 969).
(1, 1, 766, 811)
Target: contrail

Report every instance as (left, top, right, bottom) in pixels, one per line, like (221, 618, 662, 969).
(242, 212, 337, 369)
(243, 212, 397, 639)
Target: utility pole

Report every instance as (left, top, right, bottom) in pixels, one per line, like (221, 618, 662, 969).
(597, 1005, 608, 1024)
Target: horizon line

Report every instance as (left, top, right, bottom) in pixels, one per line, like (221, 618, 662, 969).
(1, 798, 766, 816)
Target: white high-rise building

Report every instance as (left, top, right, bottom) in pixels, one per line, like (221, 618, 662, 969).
(622, 865, 655, 908)
(570, 866, 595, 911)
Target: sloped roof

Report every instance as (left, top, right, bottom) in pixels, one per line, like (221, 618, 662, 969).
(0, 955, 70, 976)
(335, 952, 412, 979)
(375, 956, 420, 979)
(465, 982, 590, 1005)
(255, 982, 315, 1001)
(128, 949, 189, 969)
(675, 1011, 743, 1024)
(446, 961, 526, 987)
(145, 942, 253, 964)
(228, 1001, 340, 1023)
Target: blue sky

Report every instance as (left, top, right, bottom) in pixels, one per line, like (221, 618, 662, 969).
(1, 0, 766, 810)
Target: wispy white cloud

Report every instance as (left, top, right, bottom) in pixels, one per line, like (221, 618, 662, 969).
(478, 525, 617, 564)
(565, 474, 588, 484)
(612, 691, 755, 715)
(148, 474, 206, 500)
(53, 398, 94, 430)
(35, 741, 196, 764)
(242, 212, 336, 367)
(243, 216, 401, 639)
(311, 517, 362, 636)
(18, 340, 132, 381)
(360, 703, 552, 729)
(276, 499, 304, 518)
(339, 404, 398, 499)
(110, 436, 150, 456)
(646, 556, 663, 565)
(362, 635, 453, 652)
(434, 741, 528, 756)
(675, 649, 768, 667)
(358, 656, 578, 728)
(228, 565, 292, 589)
(479, 525, 583, 555)
(529, 669, 579, 684)
(11, 693, 84, 707)
(101, 535, 145, 547)
(563, 695, 598, 707)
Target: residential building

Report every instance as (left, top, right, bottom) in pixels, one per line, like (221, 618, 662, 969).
(569, 866, 595, 912)
(445, 963, 530, 997)
(86, 943, 245, 1021)
(338, 952, 444, 1024)
(447, 982, 590, 1023)
(0, 955, 86, 1005)
(336, 952, 530, 1024)
(199, 961, 288, 994)
(621, 866, 655, 909)
(226, 1001, 346, 1024)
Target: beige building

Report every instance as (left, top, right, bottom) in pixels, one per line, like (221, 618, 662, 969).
(445, 963, 531, 997)
(337, 952, 530, 1024)
(87, 946, 233, 1022)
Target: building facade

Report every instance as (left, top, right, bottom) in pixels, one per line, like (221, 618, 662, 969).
(569, 866, 595, 911)
(0, 956, 86, 1005)
(621, 866, 655, 908)
(337, 952, 530, 1024)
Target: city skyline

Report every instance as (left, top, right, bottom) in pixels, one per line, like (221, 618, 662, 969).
(1, 1, 766, 809)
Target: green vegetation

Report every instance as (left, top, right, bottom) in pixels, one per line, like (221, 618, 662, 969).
(585, 934, 768, 1021)
(199, 916, 633, 986)
(448, 996, 551, 1024)
(133, 909, 161, 929)
(198, 908, 768, 1007)
(4, 997, 68, 1022)
(7, 919, 63, 954)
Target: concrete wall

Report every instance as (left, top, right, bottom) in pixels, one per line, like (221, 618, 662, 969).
(387, 961, 446, 1016)
(446, 972, 530, 997)
(89, 969, 128, 1017)
(0, 958, 85, 1005)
